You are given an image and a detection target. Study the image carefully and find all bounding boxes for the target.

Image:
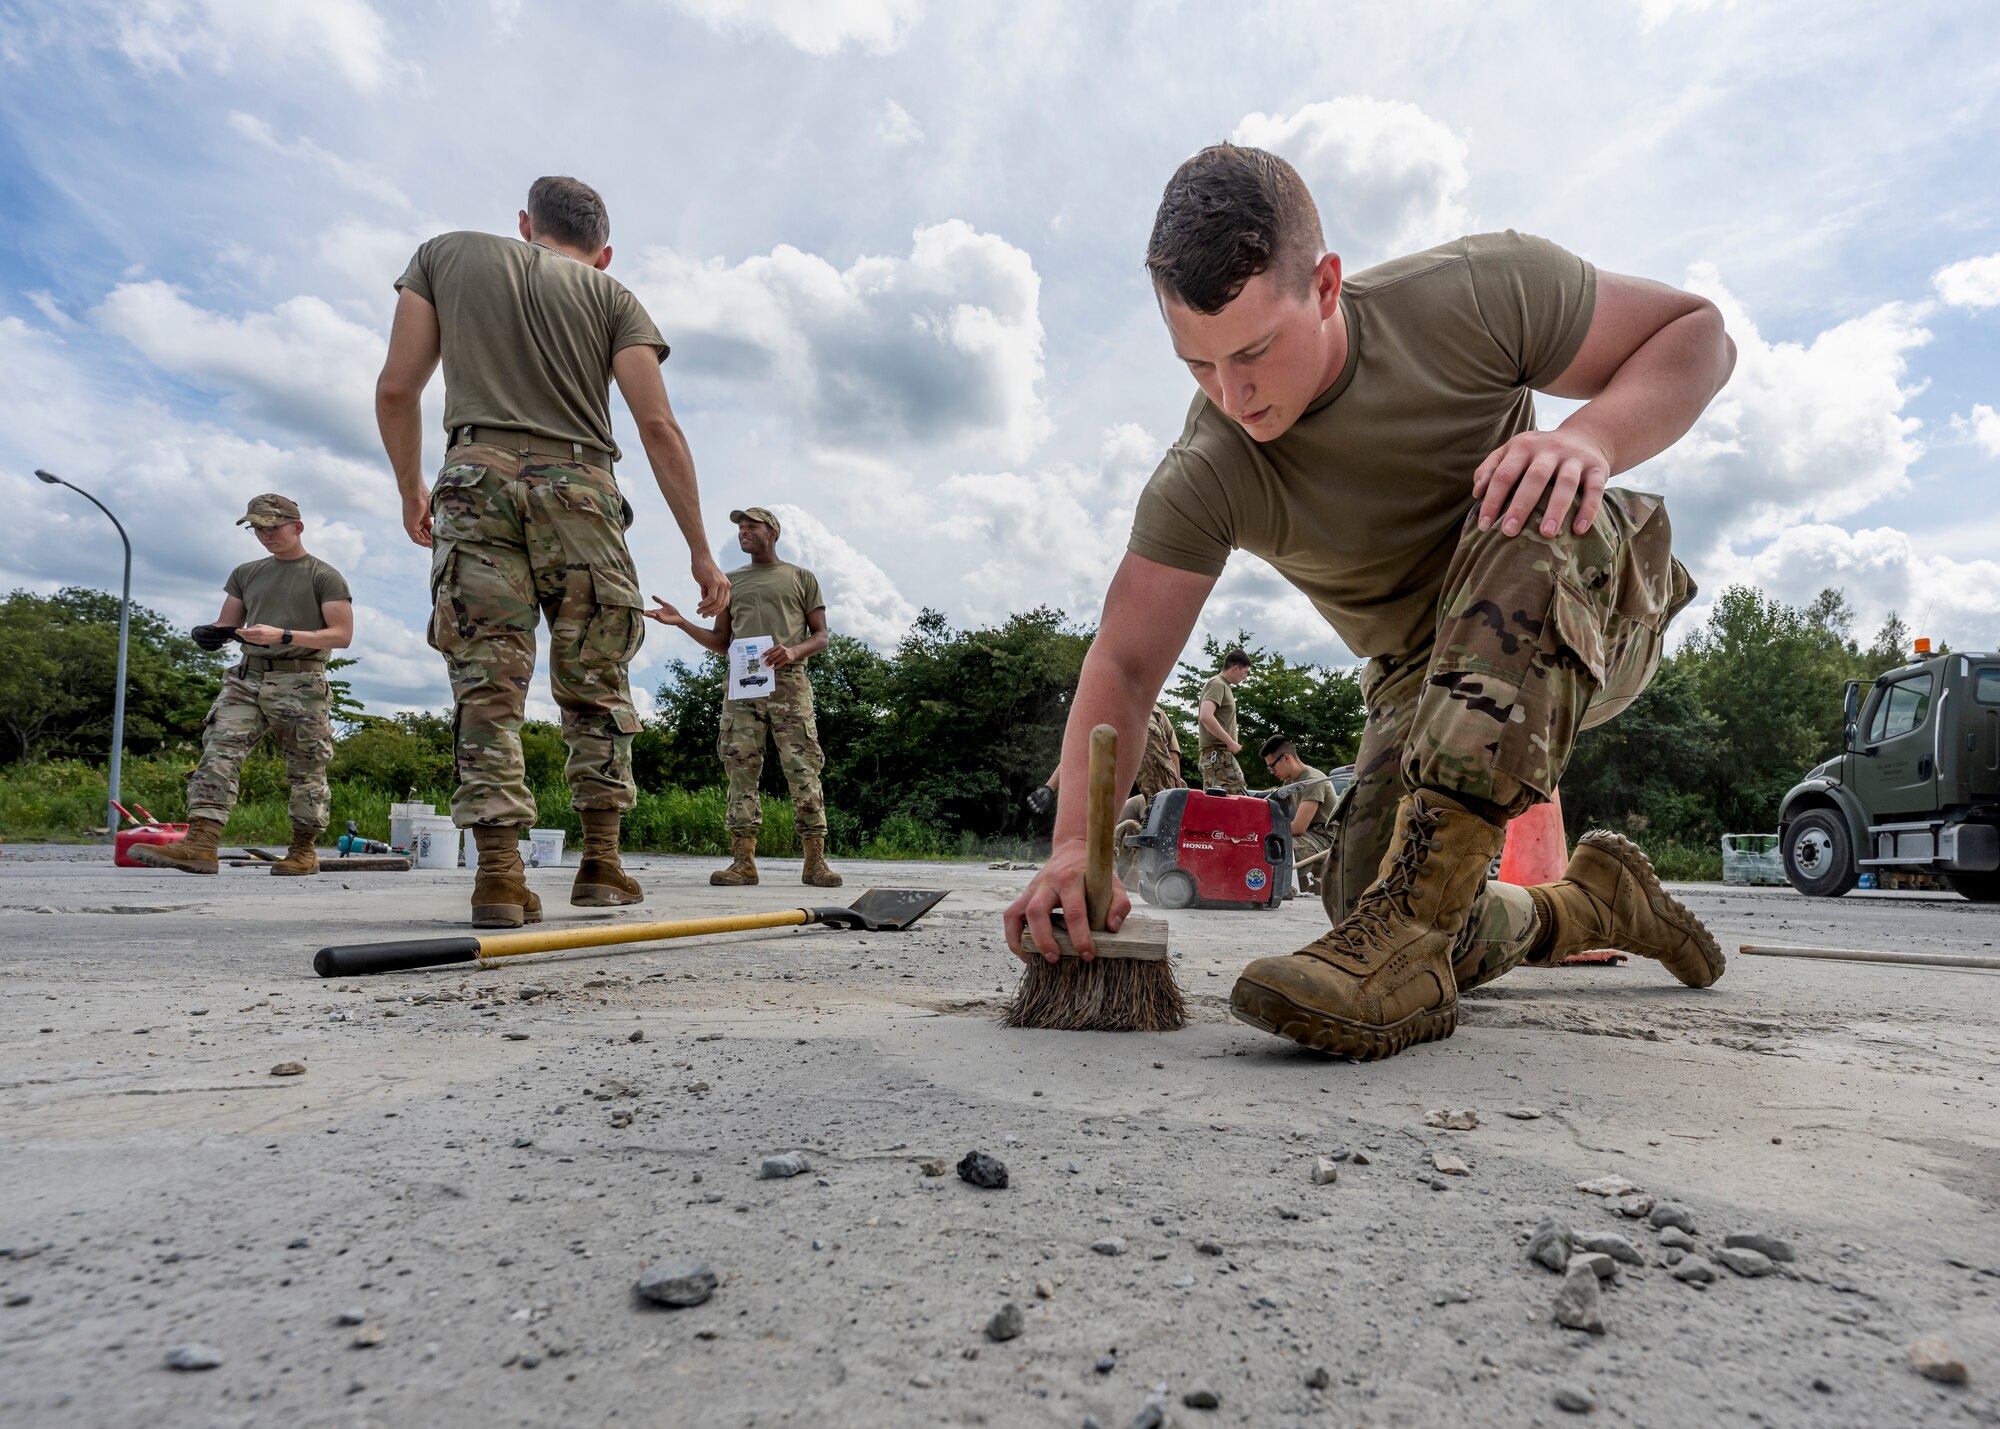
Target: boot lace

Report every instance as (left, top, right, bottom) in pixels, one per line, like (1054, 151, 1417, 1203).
(1308, 800, 1446, 965)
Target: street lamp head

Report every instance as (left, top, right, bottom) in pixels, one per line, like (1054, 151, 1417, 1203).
(34, 469, 63, 485)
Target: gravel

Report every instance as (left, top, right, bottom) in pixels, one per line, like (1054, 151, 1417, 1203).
(1574, 1230, 1643, 1265)
(985, 1302, 1024, 1342)
(1554, 1382, 1597, 1413)
(1714, 1245, 1776, 1278)
(1658, 1226, 1697, 1251)
(1310, 1156, 1340, 1185)
(164, 1344, 223, 1371)
(1648, 1202, 1696, 1233)
(757, 1152, 812, 1180)
(1723, 1232, 1794, 1262)
(1671, 1255, 1716, 1285)
(1528, 1218, 1574, 1272)
(1552, 1262, 1606, 1333)
(1092, 1237, 1127, 1256)
(1908, 1337, 1969, 1385)
(1181, 1381, 1221, 1408)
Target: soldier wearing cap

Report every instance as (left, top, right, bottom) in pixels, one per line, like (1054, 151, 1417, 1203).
(132, 494, 353, 877)
(376, 175, 729, 928)
(645, 506, 843, 889)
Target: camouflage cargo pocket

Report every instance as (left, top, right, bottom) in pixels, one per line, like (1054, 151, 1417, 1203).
(582, 565, 645, 667)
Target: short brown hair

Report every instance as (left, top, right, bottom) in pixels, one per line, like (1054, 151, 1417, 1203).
(1223, 648, 1252, 670)
(1145, 145, 1324, 314)
(527, 176, 610, 252)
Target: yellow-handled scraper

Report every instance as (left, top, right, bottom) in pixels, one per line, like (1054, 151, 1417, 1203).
(313, 887, 949, 978)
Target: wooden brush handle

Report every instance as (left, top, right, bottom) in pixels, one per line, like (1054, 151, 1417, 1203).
(1083, 723, 1118, 933)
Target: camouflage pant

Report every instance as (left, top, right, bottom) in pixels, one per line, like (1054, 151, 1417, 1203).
(1323, 490, 1693, 991)
(1197, 746, 1248, 795)
(186, 666, 333, 829)
(719, 664, 827, 837)
(427, 444, 645, 829)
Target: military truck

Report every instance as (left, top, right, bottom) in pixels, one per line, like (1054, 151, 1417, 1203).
(1778, 643, 2000, 900)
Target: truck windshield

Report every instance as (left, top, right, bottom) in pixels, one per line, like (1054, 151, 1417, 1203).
(1868, 674, 1934, 741)
(1979, 669, 2000, 704)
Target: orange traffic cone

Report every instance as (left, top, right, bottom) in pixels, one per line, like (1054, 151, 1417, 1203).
(1497, 787, 1568, 886)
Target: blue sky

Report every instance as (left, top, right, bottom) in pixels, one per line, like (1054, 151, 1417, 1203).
(1, 0, 1996, 718)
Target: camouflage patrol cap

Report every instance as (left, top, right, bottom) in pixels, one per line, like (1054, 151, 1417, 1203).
(238, 493, 302, 528)
(729, 506, 781, 537)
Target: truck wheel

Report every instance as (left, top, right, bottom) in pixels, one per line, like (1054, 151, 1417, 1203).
(1782, 810, 1857, 898)
(1155, 870, 1197, 910)
(1945, 871, 2000, 903)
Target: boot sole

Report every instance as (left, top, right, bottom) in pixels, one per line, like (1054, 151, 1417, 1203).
(1578, 829, 1726, 987)
(571, 885, 643, 907)
(471, 903, 545, 929)
(802, 876, 844, 888)
(709, 874, 759, 886)
(1228, 977, 1458, 1061)
(127, 847, 217, 875)
(270, 867, 319, 877)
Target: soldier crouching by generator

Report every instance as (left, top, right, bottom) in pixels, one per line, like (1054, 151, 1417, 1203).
(645, 506, 843, 889)
(133, 494, 353, 876)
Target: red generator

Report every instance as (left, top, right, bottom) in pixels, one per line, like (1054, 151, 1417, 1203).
(1126, 787, 1293, 910)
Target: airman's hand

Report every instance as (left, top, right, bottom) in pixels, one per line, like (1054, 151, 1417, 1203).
(692, 553, 730, 618)
(1473, 428, 1610, 538)
(403, 490, 433, 548)
(643, 597, 683, 628)
(1003, 835, 1132, 964)
(762, 643, 797, 671)
(236, 624, 283, 646)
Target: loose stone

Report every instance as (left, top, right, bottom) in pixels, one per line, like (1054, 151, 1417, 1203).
(337, 1308, 367, 1326)
(1505, 1107, 1544, 1120)
(165, 1344, 223, 1371)
(1182, 1381, 1221, 1408)
(1568, 1251, 1618, 1281)
(1575, 1175, 1639, 1198)
(1552, 1263, 1606, 1334)
(1528, 1219, 1574, 1272)
(1424, 1108, 1478, 1130)
(270, 1062, 305, 1077)
(1575, 1231, 1643, 1266)
(1648, 1202, 1696, 1233)
(1554, 1383, 1597, 1413)
(637, 1256, 718, 1307)
(758, 1152, 812, 1180)
(1092, 1237, 1127, 1257)
(1431, 1153, 1470, 1176)
(1671, 1255, 1716, 1285)
(986, 1302, 1025, 1342)
(1310, 1156, 1340, 1186)
(957, 1151, 1009, 1189)
(919, 1160, 946, 1177)
(1714, 1246, 1775, 1278)
(1657, 1226, 1697, 1251)
(1723, 1232, 1794, 1262)
(1908, 1337, 1969, 1385)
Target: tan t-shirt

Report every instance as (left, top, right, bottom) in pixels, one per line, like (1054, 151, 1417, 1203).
(225, 554, 351, 664)
(1198, 673, 1238, 751)
(724, 561, 826, 664)
(1292, 764, 1338, 841)
(395, 232, 668, 461)
(1129, 231, 1599, 663)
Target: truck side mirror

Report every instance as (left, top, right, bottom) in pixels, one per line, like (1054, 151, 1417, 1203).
(1842, 680, 1861, 724)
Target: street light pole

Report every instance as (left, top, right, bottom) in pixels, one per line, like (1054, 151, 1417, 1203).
(36, 470, 133, 842)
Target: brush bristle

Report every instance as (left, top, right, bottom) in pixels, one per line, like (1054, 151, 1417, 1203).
(1004, 954, 1187, 1032)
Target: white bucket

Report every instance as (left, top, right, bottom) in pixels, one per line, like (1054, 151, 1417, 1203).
(528, 827, 567, 868)
(463, 832, 533, 871)
(389, 802, 437, 854)
(410, 815, 457, 871)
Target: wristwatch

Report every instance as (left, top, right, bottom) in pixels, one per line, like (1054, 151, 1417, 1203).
(282, 628, 293, 646)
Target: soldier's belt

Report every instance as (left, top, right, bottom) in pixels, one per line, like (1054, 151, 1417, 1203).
(237, 656, 321, 675)
(451, 425, 614, 472)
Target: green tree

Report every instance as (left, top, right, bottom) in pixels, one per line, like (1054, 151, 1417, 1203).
(1165, 630, 1365, 787)
(0, 587, 222, 763)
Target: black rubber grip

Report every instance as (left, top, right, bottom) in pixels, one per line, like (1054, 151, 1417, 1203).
(314, 936, 482, 978)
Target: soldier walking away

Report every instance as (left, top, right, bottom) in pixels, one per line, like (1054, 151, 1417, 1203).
(132, 495, 352, 876)
(1196, 650, 1252, 794)
(1007, 144, 1737, 1060)
(645, 507, 843, 889)
(376, 176, 730, 928)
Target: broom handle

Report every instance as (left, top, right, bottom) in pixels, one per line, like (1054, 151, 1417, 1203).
(1084, 723, 1118, 933)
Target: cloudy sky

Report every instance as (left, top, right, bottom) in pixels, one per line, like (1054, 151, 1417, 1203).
(2, 0, 1996, 717)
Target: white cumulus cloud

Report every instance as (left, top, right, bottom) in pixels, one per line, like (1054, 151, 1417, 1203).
(1231, 98, 1473, 265)
(762, 504, 919, 648)
(101, 0, 397, 92)
(95, 282, 387, 456)
(629, 220, 1048, 462)
(1934, 252, 2000, 310)
(665, 0, 923, 55)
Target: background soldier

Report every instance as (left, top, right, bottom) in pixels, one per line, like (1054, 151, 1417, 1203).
(646, 507, 842, 889)
(1261, 734, 1337, 876)
(376, 176, 728, 928)
(1195, 649, 1252, 793)
(133, 494, 352, 876)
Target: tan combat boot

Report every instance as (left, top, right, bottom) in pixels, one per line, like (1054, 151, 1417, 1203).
(801, 835, 844, 889)
(1231, 789, 1505, 1060)
(572, 809, 644, 907)
(470, 824, 542, 929)
(709, 834, 759, 887)
(129, 816, 225, 875)
(269, 824, 322, 876)
(1527, 830, 1725, 986)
